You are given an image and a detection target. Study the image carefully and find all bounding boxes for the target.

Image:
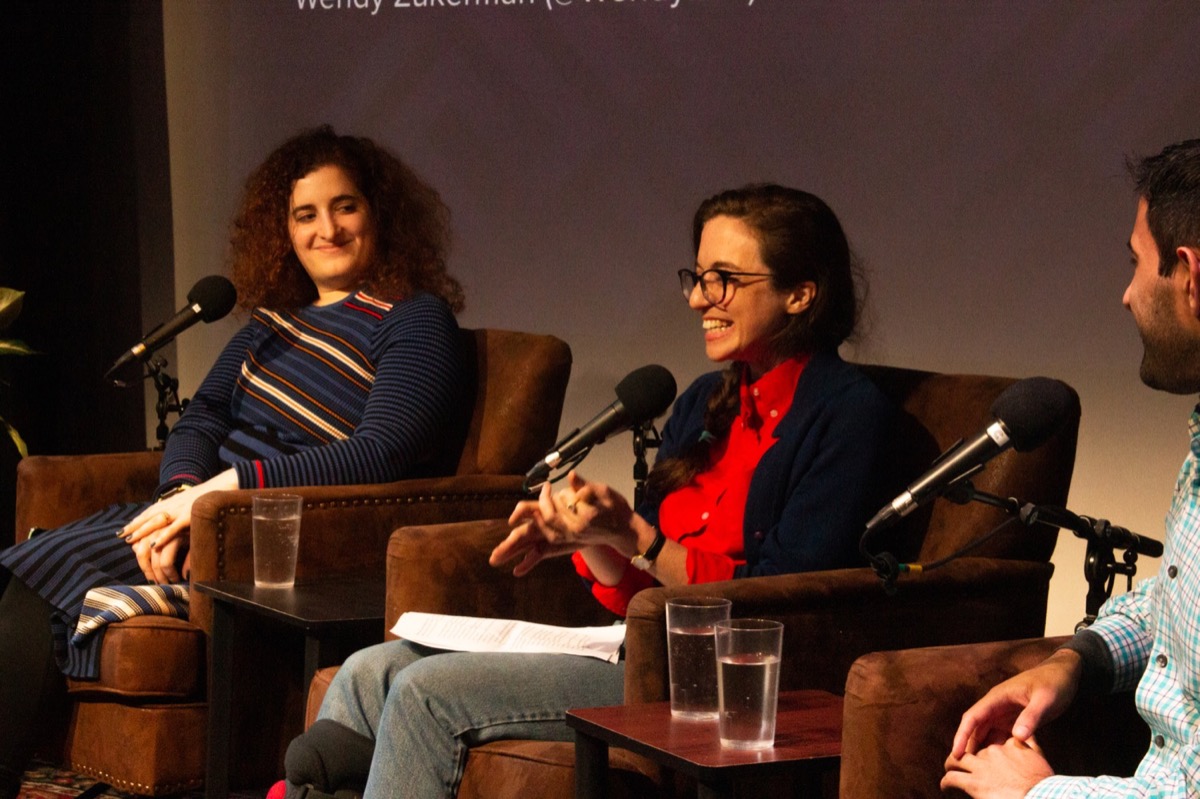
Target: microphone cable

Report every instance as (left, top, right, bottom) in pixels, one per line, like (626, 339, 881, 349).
(861, 514, 1025, 595)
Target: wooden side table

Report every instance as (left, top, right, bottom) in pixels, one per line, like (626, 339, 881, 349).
(566, 690, 842, 799)
(194, 577, 385, 799)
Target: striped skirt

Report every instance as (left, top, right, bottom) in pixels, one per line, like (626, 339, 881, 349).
(0, 502, 156, 679)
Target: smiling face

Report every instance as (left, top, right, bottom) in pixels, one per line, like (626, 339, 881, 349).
(688, 215, 815, 378)
(288, 164, 375, 305)
(1122, 197, 1200, 394)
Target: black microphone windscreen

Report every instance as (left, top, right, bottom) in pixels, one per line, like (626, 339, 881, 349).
(990, 377, 1075, 452)
(614, 364, 677, 423)
(188, 276, 237, 322)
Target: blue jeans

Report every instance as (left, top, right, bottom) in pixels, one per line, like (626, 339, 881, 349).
(318, 640, 625, 798)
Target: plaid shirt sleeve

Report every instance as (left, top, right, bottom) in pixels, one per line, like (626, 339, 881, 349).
(1084, 577, 1155, 692)
(1028, 770, 1194, 798)
(1025, 408, 1200, 799)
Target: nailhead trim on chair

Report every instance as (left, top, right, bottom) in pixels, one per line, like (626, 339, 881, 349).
(211, 491, 525, 576)
(71, 762, 203, 796)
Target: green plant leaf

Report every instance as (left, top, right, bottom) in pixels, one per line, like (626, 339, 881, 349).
(0, 339, 35, 357)
(3, 418, 28, 458)
(0, 288, 24, 331)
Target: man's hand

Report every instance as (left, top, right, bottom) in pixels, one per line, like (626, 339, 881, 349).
(942, 737, 1054, 798)
(950, 649, 1083, 759)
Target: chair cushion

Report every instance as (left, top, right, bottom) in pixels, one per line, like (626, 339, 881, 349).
(458, 740, 658, 799)
(65, 616, 205, 699)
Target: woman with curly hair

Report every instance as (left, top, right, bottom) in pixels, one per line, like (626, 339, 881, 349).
(0, 126, 467, 799)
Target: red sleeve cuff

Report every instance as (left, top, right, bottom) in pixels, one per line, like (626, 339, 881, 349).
(571, 551, 656, 617)
(685, 548, 740, 585)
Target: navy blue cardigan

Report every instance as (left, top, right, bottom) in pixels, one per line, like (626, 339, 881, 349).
(640, 350, 896, 579)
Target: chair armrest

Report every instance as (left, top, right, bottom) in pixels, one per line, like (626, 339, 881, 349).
(383, 519, 618, 632)
(187, 475, 532, 632)
(622, 557, 1054, 706)
(841, 636, 1148, 798)
(15, 451, 163, 542)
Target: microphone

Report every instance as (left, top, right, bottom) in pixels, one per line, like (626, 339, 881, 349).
(524, 364, 677, 488)
(865, 377, 1076, 534)
(105, 276, 237, 381)
(1020, 504, 1163, 558)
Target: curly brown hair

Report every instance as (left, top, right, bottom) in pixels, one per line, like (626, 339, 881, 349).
(228, 125, 463, 312)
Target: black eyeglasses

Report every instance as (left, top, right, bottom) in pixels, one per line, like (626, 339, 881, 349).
(677, 268, 772, 304)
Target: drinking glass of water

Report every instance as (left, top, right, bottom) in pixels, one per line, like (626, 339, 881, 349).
(252, 494, 303, 588)
(665, 596, 731, 719)
(715, 618, 783, 749)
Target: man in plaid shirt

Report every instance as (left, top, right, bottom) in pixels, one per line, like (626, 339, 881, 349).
(943, 138, 1200, 798)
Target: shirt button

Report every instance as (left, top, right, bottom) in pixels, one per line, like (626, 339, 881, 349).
(701, 512, 710, 521)
(1169, 565, 1179, 579)
(753, 388, 760, 397)
(1156, 654, 1169, 667)
(769, 409, 779, 418)
(1155, 734, 1166, 748)
(753, 530, 765, 541)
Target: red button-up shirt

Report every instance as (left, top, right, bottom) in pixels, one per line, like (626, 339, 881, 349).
(575, 355, 808, 616)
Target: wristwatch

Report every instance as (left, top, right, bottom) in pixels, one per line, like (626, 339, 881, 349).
(630, 528, 667, 571)
(156, 483, 194, 501)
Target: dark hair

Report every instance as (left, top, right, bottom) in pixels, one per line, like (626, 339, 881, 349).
(649, 184, 861, 496)
(228, 125, 463, 311)
(693, 184, 859, 354)
(1128, 139, 1200, 277)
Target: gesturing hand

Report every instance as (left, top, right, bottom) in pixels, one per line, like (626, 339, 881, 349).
(492, 471, 636, 576)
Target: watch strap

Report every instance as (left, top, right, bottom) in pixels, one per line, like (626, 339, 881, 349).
(631, 528, 667, 570)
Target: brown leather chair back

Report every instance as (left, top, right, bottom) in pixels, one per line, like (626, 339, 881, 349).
(857, 365, 1080, 564)
(453, 328, 572, 476)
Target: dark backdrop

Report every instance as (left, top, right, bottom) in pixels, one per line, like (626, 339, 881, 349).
(0, 1, 173, 543)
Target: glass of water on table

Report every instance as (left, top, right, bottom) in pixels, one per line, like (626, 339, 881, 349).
(715, 618, 784, 749)
(665, 597, 732, 719)
(252, 494, 303, 588)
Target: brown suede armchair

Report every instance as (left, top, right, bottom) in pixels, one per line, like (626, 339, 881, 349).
(841, 637, 1149, 798)
(12, 328, 572, 795)
(305, 363, 1083, 799)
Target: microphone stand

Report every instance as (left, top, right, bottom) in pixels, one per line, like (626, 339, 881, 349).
(149, 357, 189, 449)
(945, 481, 1158, 630)
(631, 421, 662, 509)
(114, 355, 188, 450)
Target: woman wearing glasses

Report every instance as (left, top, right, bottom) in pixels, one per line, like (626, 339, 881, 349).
(280, 184, 897, 799)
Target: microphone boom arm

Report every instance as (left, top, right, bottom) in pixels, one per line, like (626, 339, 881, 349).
(944, 481, 1161, 629)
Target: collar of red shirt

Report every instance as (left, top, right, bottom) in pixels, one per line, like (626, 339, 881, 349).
(738, 354, 811, 430)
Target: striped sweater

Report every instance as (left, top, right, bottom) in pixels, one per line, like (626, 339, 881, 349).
(158, 289, 465, 492)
